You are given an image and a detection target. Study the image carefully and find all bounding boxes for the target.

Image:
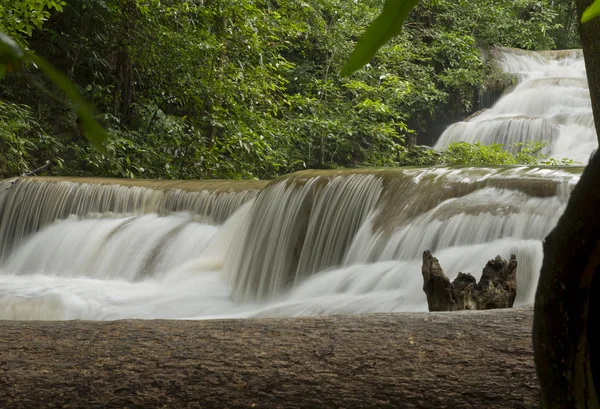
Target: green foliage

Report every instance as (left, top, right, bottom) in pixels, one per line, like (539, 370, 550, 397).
(341, 0, 419, 76)
(397, 147, 440, 166)
(398, 141, 575, 167)
(539, 157, 576, 166)
(440, 142, 519, 165)
(0, 101, 33, 177)
(345, 0, 560, 77)
(0, 32, 24, 68)
(30, 55, 109, 153)
(0, 100, 62, 177)
(0, 0, 577, 178)
(425, 141, 573, 166)
(0, 33, 109, 152)
(549, 0, 580, 49)
(0, 0, 65, 44)
(582, 0, 600, 22)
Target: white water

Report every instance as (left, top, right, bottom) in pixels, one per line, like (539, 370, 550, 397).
(0, 166, 581, 320)
(0, 49, 590, 321)
(0, 178, 260, 258)
(435, 48, 596, 164)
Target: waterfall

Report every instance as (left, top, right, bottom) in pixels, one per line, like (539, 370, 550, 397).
(2, 214, 218, 281)
(222, 173, 384, 302)
(0, 177, 265, 259)
(223, 167, 575, 308)
(0, 46, 591, 321)
(215, 167, 578, 318)
(435, 48, 596, 164)
(0, 167, 578, 320)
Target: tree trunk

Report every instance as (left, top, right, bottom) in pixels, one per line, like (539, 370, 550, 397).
(0, 309, 537, 408)
(533, 148, 600, 409)
(576, 0, 600, 143)
(532, 3, 600, 408)
(112, 0, 137, 124)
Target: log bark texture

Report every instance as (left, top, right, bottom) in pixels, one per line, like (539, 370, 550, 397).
(0, 309, 537, 408)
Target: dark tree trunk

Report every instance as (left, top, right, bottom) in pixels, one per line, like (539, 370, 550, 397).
(0, 309, 537, 408)
(115, 49, 133, 123)
(533, 152, 600, 409)
(576, 0, 600, 143)
(112, 0, 137, 124)
(532, 3, 600, 408)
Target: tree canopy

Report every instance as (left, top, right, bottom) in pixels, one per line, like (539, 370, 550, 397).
(0, 0, 578, 179)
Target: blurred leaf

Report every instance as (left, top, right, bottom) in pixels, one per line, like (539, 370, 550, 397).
(582, 0, 600, 22)
(0, 31, 25, 72)
(1, 30, 108, 153)
(26, 54, 109, 154)
(341, 0, 419, 76)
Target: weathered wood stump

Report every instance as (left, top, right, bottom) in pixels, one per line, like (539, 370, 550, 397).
(0, 309, 537, 408)
(422, 251, 517, 311)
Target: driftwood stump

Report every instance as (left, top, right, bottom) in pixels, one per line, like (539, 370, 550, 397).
(422, 250, 517, 312)
(0, 309, 537, 408)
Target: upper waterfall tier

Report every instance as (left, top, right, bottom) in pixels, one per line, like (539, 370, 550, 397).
(435, 48, 595, 164)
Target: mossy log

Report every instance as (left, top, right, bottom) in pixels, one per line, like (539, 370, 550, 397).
(0, 309, 537, 408)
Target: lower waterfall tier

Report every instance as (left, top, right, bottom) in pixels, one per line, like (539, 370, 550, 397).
(0, 167, 580, 320)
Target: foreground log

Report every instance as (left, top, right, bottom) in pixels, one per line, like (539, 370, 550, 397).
(0, 309, 537, 408)
(422, 251, 517, 311)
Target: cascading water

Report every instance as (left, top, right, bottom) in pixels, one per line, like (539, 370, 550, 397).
(0, 49, 589, 321)
(0, 166, 581, 320)
(0, 177, 265, 258)
(435, 48, 596, 164)
(223, 173, 383, 302)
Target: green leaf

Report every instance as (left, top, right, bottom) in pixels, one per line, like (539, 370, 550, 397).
(0, 31, 25, 65)
(582, 0, 600, 22)
(26, 54, 109, 153)
(341, 0, 419, 77)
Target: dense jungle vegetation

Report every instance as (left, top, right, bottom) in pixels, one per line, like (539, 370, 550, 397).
(0, 0, 580, 179)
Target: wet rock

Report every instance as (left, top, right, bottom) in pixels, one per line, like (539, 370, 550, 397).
(422, 251, 517, 312)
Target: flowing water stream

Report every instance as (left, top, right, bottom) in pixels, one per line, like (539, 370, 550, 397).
(0, 48, 593, 320)
(436, 48, 596, 164)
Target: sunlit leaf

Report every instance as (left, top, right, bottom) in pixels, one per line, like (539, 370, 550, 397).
(341, 0, 419, 76)
(582, 0, 600, 22)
